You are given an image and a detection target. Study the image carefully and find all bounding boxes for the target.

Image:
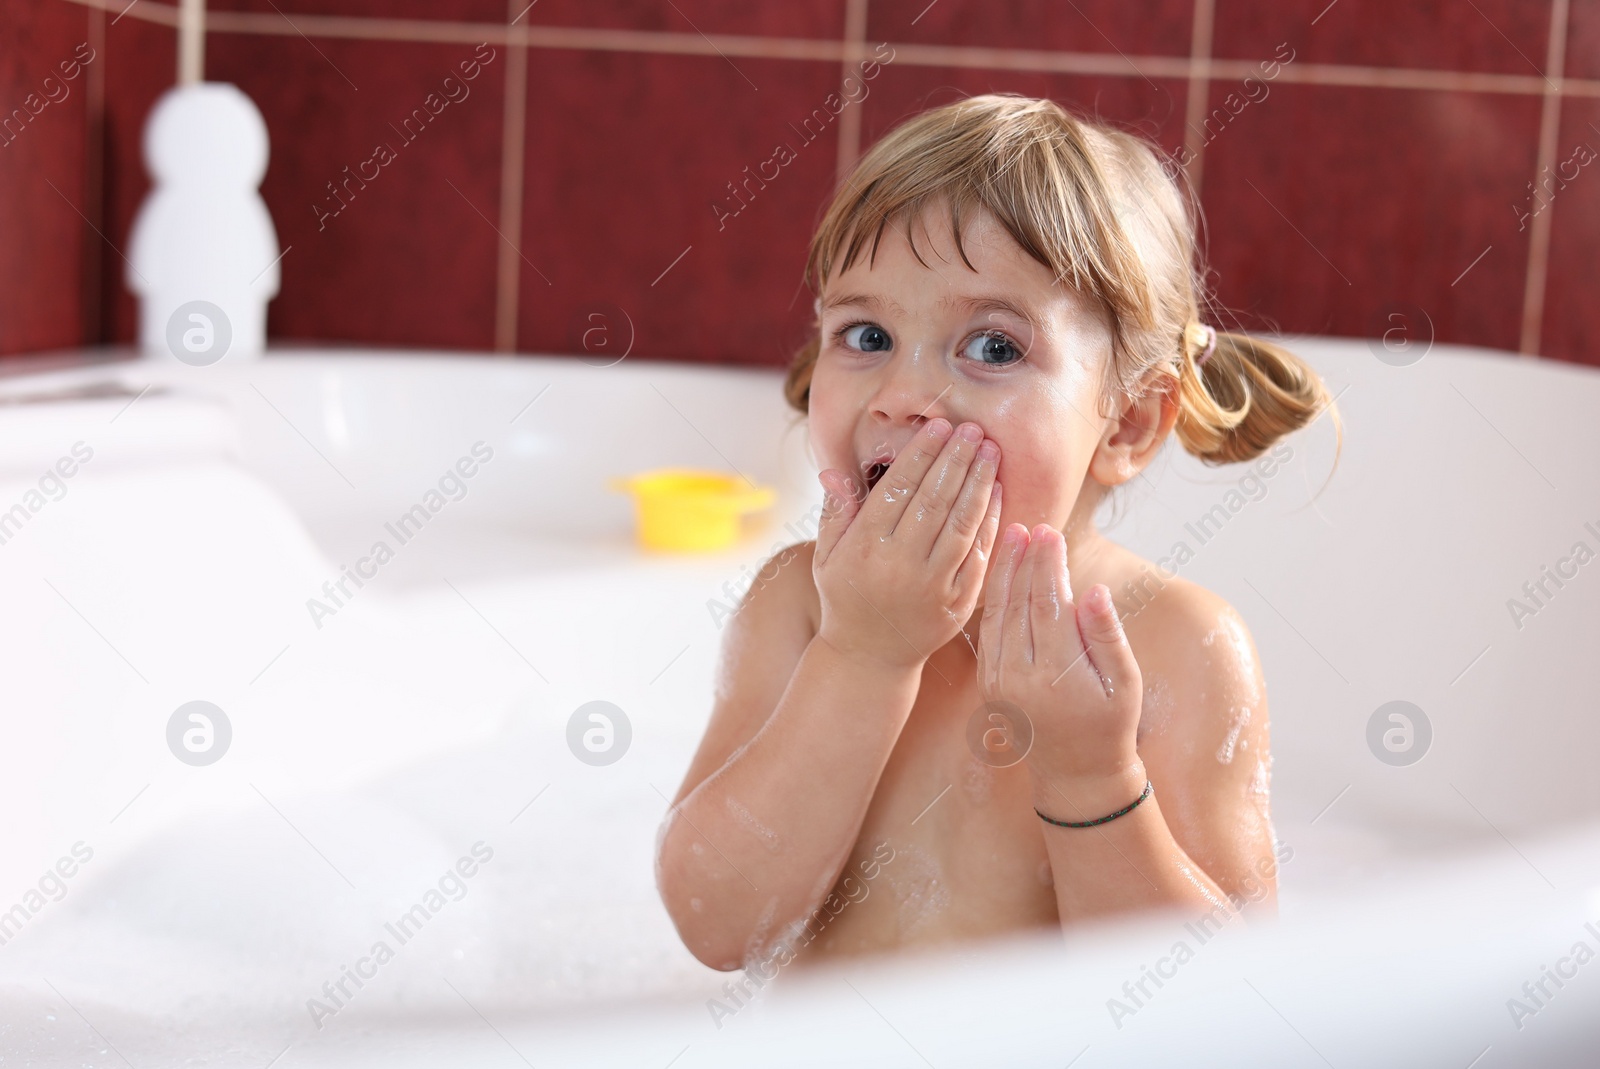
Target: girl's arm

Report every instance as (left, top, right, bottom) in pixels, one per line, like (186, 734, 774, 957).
(980, 527, 1278, 929)
(1034, 591, 1277, 926)
(656, 543, 924, 970)
(658, 418, 1002, 970)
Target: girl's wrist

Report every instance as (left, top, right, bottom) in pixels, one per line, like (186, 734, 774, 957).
(812, 630, 926, 678)
(1028, 758, 1148, 823)
(812, 630, 928, 672)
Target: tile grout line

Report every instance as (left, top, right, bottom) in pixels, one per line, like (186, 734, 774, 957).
(1518, 0, 1569, 357)
(48, 0, 1595, 367)
(835, 0, 870, 189)
(1181, 0, 1216, 197)
(178, 0, 203, 82)
(494, 5, 530, 354)
(65, 0, 178, 25)
(54, 0, 1600, 99)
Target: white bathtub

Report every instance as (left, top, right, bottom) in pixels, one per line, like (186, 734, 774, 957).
(0, 340, 1596, 1067)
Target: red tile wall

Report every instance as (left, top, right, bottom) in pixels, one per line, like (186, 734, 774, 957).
(99, 11, 176, 346)
(0, 0, 95, 354)
(207, 31, 505, 349)
(3, 0, 1596, 368)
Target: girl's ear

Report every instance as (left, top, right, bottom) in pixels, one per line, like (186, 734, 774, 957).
(1087, 374, 1180, 488)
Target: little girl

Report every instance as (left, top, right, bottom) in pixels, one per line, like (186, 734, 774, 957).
(656, 93, 1340, 974)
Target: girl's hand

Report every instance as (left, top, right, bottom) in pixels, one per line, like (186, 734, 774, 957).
(813, 418, 1003, 670)
(976, 523, 1142, 783)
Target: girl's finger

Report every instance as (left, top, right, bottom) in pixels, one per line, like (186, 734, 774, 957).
(860, 418, 954, 539)
(1006, 525, 1046, 667)
(928, 436, 999, 568)
(893, 421, 986, 554)
(812, 469, 862, 565)
(1030, 528, 1074, 669)
(977, 522, 1027, 693)
(1076, 584, 1141, 699)
(952, 479, 1002, 595)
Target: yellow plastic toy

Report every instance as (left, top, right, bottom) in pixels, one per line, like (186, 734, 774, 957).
(608, 469, 776, 552)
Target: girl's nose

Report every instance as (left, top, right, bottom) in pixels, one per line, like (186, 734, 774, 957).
(868, 353, 955, 427)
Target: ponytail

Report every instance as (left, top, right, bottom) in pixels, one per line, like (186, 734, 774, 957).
(1173, 327, 1343, 469)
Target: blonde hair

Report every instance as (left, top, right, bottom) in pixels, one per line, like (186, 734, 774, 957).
(783, 93, 1341, 474)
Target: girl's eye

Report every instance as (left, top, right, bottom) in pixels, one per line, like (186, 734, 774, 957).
(837, 323, 892, 353)
(963, 331, 1023, 366)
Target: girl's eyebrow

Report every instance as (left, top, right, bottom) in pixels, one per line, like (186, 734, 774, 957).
(821, 292, 1038, 324)
(938, 294, 1039, 325)
(821, 292, 907, 317)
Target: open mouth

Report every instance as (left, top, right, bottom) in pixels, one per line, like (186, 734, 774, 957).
(863, 459, 890, 492)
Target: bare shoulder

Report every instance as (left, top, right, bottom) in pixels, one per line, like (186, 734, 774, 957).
(1114, 556, 1267, 755)
(669, 540, 820, 809)
(1119, 565, 1265, 710)
(1106, 548, 1277, 900)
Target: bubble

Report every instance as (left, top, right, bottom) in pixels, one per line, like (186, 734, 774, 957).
(961, 755, 995, 807)
(885, 844, 948, 939)
(726, 796, 780, 851)
(566, 700, 631, 766)
(165, 301, 232, 366)
(1366, 700, 1431, 766)
(1247, 754, 1272, 817)
(166, 700, 232, 766)
(1138, 674, 1174, 739)
(1216, 704, 1253, 764)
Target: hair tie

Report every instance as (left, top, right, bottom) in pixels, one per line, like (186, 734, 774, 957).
(1196, 321, 1216, 368)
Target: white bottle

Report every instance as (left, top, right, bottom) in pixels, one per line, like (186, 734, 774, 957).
(128, 83, 280, 365)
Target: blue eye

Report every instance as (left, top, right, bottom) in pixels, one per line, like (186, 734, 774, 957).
(963, 331, 1023, 366)
(838, 323, 892, 353)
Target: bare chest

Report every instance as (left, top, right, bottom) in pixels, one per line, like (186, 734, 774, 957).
(790, 653, 1061, 964)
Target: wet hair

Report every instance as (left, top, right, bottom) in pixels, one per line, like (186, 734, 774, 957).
(783, 92, 1341, 476)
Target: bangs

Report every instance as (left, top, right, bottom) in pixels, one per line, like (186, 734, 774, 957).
(802, 96, 1161, 336)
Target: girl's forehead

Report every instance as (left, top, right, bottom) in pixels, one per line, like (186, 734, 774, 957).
(819, 208, 1065, 300)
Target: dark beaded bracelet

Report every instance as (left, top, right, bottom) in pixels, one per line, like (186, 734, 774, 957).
(1035, 780, 1153, 828)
